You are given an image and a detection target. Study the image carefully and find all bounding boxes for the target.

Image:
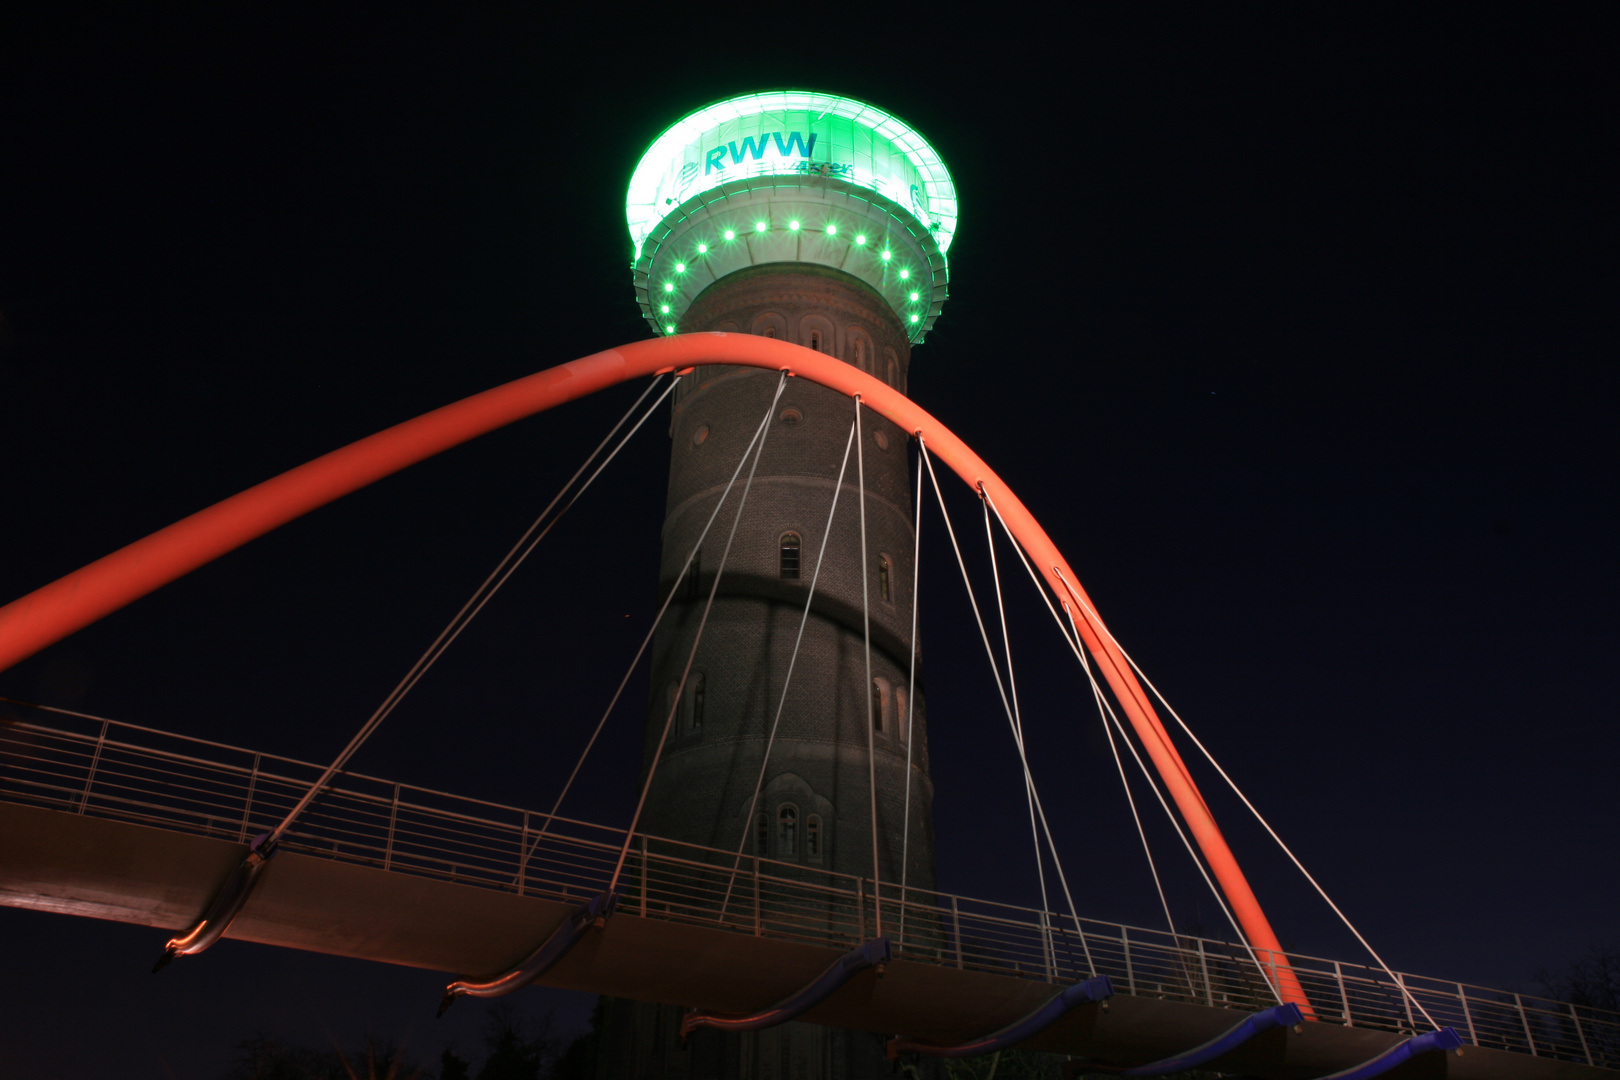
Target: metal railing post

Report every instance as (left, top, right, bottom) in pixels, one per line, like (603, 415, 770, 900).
(752, 853, 761, 936)
(382, 783, 400, 872)
(1040, 909, 1055, 981)
(238, 752, 260, 842)
(78, 718, 109, 813)
(1571, 1002, 1593, 1066)
(1515, 993, 1538, 1056)
(1337, 961, 1352, 1027)
(1122, 926, 1135, 996)
(516, 811, 529, 897)
(641, 834, 649, 917)
(951, 896, 963, 970)
(1197, 939, 1214, 1006)
(1396, 972, 1415, 1032)
(1457, 983, 1476, 1045)
(856, 878, 867, 942)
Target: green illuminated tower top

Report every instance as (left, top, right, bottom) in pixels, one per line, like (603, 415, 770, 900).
(626, 90, 958, 342)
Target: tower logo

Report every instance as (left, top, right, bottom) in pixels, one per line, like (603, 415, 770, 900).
(704, 131, 820, 174)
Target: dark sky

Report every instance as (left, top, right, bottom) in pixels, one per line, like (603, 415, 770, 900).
(2, 10, 1616, 1077)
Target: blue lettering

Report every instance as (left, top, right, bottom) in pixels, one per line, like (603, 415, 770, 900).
(772, 131, 818, 159)
(704, 146, 728, 175)
(728, 134, 772, 165)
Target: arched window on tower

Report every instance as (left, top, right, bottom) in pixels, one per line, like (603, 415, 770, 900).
(809, 329, 823, 353)
(871, 679, 886, 733)
(690, 673, 705, 733)
(887, 356, 897, 386)
(878, 554, 892, 603)
(780, 532, 801, 580)
(895, 687, 909, 741)
(762, 326, 777, 339)
(778, 805, 798, 857)
(853, 337, 868, 371)
(806, 815, 822, 861)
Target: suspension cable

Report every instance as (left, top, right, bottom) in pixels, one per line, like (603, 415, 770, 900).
(979, 494, 1178, 937)
(607, 373, 789, 891)
(719, 415, 859, 920)
(856, 396, 883, 938)
(268, 374, 674, 847)
(1061, 602, 1283, 1004)
(1056, 572, 1437, 1028)
(918, 441, 1093, 976)
(981, 492, 1054, 930)
(898, 442, 924, 932)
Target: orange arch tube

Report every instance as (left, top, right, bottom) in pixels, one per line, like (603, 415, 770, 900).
(0, 333, 1311, 1011)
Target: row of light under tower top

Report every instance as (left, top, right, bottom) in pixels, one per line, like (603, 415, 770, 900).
(651, 216, 929, 336)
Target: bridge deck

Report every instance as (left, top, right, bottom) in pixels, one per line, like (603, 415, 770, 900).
(2, 708, 1615, 1077)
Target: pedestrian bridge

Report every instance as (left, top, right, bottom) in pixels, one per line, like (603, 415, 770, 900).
(3, 701, 1613, 1078)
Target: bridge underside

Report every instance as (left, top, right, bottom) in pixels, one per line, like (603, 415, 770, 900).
(1, 803, 1606, 1079)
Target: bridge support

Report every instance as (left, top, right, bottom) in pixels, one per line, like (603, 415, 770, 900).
(438, 889, 618, 1015)
(152, 831, 276, 971)
(1062, 1002, 1304, 1076)
(681, 937, 892, 1039)
(886, 975, 1114, 1059)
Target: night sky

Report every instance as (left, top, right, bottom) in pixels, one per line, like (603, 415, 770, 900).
(2, 11, 1616, 1078)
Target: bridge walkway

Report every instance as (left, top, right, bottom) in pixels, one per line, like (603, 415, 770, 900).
(2, 704, 1614, 1078)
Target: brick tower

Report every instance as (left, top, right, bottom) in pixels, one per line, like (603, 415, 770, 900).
(598, 91, 958, 1079)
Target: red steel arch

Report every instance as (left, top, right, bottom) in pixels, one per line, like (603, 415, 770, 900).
(0, 333, 1311, 1011)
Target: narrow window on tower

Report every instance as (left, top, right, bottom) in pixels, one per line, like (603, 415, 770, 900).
(895, 688, 908, 741)
(887, 356, 897, 385)
(809, 330, 823, 353)
(690, 672, 705, 733)
(762, 326, 777, 339)
(878, 554, 892, 602)
(778, 805, 798, 857)
(854, 337, 867, 371)
(872, 679, 886, 733)
(686, 550, 702, 601)
(756, 812, 769, 854)
(780, 532, 801, 580)
(806, 816, 822, 860)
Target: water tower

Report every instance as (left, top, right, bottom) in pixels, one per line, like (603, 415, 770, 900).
(599, 91, 959, 1077)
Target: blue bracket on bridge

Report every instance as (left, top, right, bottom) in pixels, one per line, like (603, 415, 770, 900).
(1068, 1002, 1305, 1076)
(886, 974, 1115, 1059)
(1312, 1027, 1464, 1080)
(682, 937, 892, 1039)
(152, 830, 278, 972)
(437, 889, 618, 1016)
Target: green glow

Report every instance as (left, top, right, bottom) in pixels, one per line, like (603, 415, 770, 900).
(881, 249, 892, 261)
(910, 313, 920, 323)
(675, 262, 687, 273)
(899, 268, 910, 280)
(665, 325, 677, 334)
(755, 221, 767, 232)
(789, 220, 800, 231)
(660, 303, 671, 313)
(855, 234, 867, 245)
(909, 291, 919, 301)
(626, 91, 959, 258)
(825, 224, 837, 235)
(723, 229, 736, 240)
(696, 243, 708, 253)
(664, 282, 675, 293)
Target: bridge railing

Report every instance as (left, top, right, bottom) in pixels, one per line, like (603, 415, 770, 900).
(2, 702, 1615, 1069)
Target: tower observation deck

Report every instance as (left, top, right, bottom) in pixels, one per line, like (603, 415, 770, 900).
(606, 92, 958, 1078)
